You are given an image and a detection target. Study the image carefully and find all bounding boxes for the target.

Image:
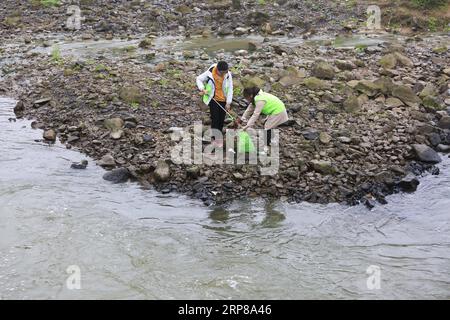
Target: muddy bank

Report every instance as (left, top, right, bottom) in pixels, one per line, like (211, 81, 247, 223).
(1, 0, 449, 207)
(1, 25, 449, 207)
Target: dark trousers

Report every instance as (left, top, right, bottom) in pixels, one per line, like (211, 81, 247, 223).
(209, 99, 226, 136)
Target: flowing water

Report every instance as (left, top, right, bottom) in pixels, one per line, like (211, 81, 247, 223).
(1, 97, 449, 299)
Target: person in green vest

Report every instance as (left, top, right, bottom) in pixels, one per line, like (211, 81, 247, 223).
(239, 86, 289, 147)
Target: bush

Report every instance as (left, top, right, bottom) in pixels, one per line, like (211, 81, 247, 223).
(411, 0, 447, 8)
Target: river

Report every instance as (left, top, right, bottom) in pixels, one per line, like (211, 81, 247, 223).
(1, 95, 449, 299)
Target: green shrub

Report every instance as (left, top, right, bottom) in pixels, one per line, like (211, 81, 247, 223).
(41, 0, 61, 7)
(411, 0, 446, 8)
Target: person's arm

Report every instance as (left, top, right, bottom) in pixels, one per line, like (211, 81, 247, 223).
(196, 70, 209, 92)
(243, 100, 265, 129)
(241, 103, 255, 122)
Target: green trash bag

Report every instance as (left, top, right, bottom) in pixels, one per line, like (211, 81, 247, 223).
(237, 130, 256, 154)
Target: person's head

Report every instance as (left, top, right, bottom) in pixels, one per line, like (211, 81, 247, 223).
(216, 61, 229, 76)
(243, 86, 261, 105)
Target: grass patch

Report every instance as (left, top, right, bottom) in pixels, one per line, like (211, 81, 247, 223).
(51, 45, 63, 64)
(40, 0, 61, 7)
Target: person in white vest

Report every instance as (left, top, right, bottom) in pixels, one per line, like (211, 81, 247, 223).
(196, 61, 233, 147)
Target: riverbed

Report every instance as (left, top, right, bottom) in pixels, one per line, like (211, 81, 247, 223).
(1, 96, 449, 299)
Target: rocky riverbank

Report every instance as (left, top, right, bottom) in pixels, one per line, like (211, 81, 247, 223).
(1, 1, 449, 207)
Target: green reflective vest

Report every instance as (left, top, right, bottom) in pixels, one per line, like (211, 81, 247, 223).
(255, 91, 285, 115)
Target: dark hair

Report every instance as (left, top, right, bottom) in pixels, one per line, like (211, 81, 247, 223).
(217, 61, 229, 72)
(243, 86, 260, 105)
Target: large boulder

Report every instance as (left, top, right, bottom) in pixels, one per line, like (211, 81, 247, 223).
(311, 61, 335, 80)
(412, 144, 441, 164)
(392, 85, 421, 107)
(103, 168, 131, 183)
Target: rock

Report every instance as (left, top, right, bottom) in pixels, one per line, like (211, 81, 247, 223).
(392, 85, 421, 107)
(104, 118, 124, 131)
(71, 160, 88, 170)
(412, 144, 441, 164)
(279, 67, 306, 87)
(419, 83, 437, 98)
(154, 160, 170, 182)
(385, 97, 404, 108)
(110, 129, 124, 140)
(319, 132, 332, 144)
(437, 144, 450, 153)
(119, 86, 143, 104)
(432, 46, 447, 54)
(343, 95, 362, 113)
(363, 196, 377, 209)
(138, 38, 153, 49)
(98, 154, 116, 168)
(233, 172, 244, 180)
(354, 80, 380, 97)
(379, 54, 397, 69)
(338, 136, 351, 144)
(335, 60, 356, 71)
(67, 135, 80, 144)
(311, 61, 335, 80)
(33, 98, 51, 107)
(247, 11, 270, 26)
(310, 160, 337, 175)
(398, 173, 419, 192)
(373, 77, 394, 95)
(241, 76, 266, 88)
(302, 129, 319, 140)
(303, 77, 326, 90)
(423, 96, 444, 110)
(14, 101, 24, 117)
(43, 129, 56, 141)
(438, 116, 450, 129)
(234, 27, 248, 36)
(103, 168, 131, 183)
(393, 52, 413, 67)
(183, 50, 195, 59)
(443, 68, 450, 76)
(186, 165, 200, 179)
